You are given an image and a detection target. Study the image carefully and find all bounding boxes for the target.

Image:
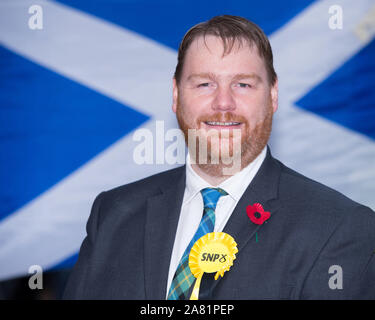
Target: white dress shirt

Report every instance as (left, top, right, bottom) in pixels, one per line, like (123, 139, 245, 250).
(166, 146, 267, 296)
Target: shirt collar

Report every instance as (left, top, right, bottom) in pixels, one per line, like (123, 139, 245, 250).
(184, 146, 267, 204)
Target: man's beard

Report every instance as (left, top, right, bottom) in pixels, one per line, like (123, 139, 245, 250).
(176, 97, 273, 178)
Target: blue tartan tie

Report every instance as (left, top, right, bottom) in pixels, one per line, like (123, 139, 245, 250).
(167, 187, 228, 300)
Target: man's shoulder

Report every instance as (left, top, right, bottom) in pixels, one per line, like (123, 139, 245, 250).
(272, 157, 375, 263)
(274, 157, 374, 223)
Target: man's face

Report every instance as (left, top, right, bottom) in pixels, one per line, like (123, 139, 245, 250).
(173, 35, 278, 175)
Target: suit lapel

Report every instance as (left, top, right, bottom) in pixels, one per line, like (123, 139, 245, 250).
(224, 147, 282, 251)
(200, 147, 283, 298)
(143, 167, 186, 299)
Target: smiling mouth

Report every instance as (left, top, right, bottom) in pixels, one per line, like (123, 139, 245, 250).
(204, 121, 242, 127)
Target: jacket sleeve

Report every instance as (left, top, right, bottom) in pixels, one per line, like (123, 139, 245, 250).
(300, 205, 375, 299)
(356, 247, 375, 299)
(62, 192, 106, 299)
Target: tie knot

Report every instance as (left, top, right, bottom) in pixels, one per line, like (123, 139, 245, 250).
(200, 188, 228, 210)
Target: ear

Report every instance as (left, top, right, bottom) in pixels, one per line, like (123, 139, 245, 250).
(270, 78, 278, 113)
(172, 78, 178, 114)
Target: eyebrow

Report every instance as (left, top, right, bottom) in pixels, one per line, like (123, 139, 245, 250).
(187, 72, 215, 81)
(233, 73, 262, 82)
(187, 72, 262, 83)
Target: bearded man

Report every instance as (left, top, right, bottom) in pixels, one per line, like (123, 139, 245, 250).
(64, 15, 375, 300)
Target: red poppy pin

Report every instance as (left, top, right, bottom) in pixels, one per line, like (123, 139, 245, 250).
(246, 203, 271, 225)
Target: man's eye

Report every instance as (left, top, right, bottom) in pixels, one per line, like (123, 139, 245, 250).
(237, 83, 251, 88)
(197, 83, 210, 87)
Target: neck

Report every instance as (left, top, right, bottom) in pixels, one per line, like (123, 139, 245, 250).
(190, 163, 237, 186)
(188, 146, 267, 186)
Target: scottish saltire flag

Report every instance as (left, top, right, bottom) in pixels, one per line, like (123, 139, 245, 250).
(0, 0, 374, 281)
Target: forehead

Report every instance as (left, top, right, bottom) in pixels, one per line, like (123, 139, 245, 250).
(182, 35, 266, 80)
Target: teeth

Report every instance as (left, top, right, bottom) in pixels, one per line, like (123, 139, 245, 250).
(205, 121, 240, 126)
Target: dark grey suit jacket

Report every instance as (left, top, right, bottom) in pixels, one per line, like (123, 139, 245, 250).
(63, 148, 375, 299)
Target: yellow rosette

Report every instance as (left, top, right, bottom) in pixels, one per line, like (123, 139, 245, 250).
(188, 232, 238, 300)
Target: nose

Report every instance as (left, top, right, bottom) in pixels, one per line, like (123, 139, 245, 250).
(212, 85, 235, 112)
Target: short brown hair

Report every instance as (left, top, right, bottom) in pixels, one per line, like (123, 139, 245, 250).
(174, 15, 277, 86)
